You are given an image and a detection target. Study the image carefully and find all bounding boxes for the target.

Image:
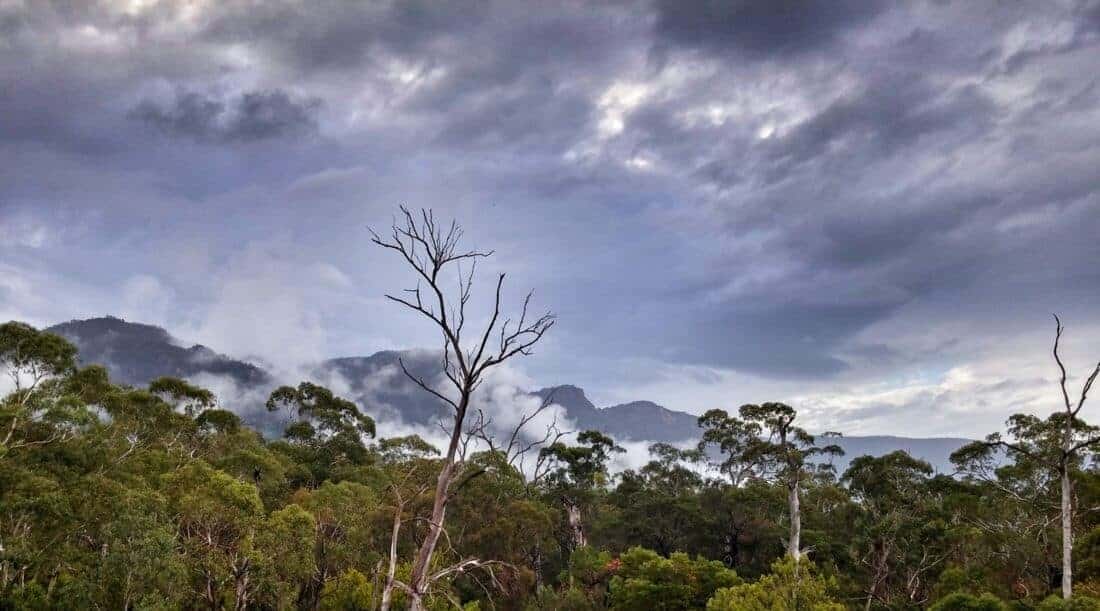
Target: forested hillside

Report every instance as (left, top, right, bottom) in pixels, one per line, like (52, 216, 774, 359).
(5, 318, 1100, 610)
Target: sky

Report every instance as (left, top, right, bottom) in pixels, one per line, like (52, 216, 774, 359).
(2, 0, 1100, 438)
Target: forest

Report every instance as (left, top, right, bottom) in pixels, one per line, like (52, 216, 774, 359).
(3, 209, 1100, 610)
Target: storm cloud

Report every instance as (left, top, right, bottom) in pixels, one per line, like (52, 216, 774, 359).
(2, 0, 1099, 436)
(132, 89, 321, 142)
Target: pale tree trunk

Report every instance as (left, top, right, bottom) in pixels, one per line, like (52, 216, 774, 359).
(566, 501, 587, 549)
(788, 479, 801, 562)
(380, 501, 403, 611)
(1062, 464, 1073, 599)
(406, 399, 467, 611)
(233, 558, 251, 611)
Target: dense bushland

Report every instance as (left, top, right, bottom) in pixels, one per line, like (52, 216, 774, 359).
(4, 320, 1100, 609)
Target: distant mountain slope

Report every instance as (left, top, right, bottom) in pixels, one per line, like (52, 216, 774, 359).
(314, 351, 449, 425)
(535, 385, 700, 442)
(48, 317, 270, 388)
(41, 317, 972, 472)
(536, 384, 968, 473)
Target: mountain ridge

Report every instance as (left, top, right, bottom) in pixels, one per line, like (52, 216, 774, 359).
(44, 316, 971, 473)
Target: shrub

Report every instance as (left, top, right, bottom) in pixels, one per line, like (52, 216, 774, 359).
(929, 592, 1008, 611)
(706, 557, 843, 611)
(608, 547, 740, 610)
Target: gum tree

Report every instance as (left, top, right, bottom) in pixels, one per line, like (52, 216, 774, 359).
(0, 322, 79, 455)
(698, 403, 843, 562)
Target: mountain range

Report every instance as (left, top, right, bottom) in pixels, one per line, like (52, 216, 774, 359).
(45, 316, 972, 473)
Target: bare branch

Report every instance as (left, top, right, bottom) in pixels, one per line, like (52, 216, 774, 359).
(372, 206, 554, 602)
(1054, 314, 1072, 413)
(1074, 362, 1100, 418)
(398, 357, 458, 412)
(1069, 434, 1100, 456)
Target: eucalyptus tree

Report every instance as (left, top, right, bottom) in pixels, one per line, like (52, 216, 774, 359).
(845, 451, 945, 609)
(698, 403, 842, 562)
(0, 322, 79, 455)
(149, 376, 216, 416)
(539, 430, 623, 551)
(371, 207, 554, 610)
(610, 443, 706, 558)
(953, 316, 1100, 599)
(698, 408, 763, 486)
(266, 381, 376, 485)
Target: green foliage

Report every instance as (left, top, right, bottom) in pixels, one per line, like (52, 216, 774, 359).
(0, 321, 77, 382)
(1035, 595, 1100, 611)
(9, 317, 1100, 609)
(705, 558, 844, 611)
(608, 547, 740, 610)
(930, 592, 1009, 611)
(319, 568, 375, 610)
(266, 381, 376, 441)
(526, 585, 600, 611)
(565, 546, 616, 589)
(254, 504, 317, 605)
(541, 430, 625, 493)
(149, 376, 216, 416)
(266, 381, 376, 485)
(1079, 528, 1100, 581)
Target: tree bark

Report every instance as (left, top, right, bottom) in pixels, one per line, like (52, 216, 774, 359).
(406, 398, 468, 610)
(1062, 464, 1073, 599)
(380, 500, 403, 611)
(566, 501, 587, 550)
(788, 479, 801, 562)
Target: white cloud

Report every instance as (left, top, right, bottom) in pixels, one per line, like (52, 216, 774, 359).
(120, 274, 176, 324)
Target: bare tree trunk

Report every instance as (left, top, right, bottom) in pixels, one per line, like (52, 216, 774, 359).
(407, 400, 467, 610)
(380, 500, 404, 611)
(566, 501, 587, 549)
(372, 208, 555, 609)
(1062, 464, 1073, 599)
(788, 479, 801, 562)
(233, 558, 251, 611)
(532, 544, 543, 590)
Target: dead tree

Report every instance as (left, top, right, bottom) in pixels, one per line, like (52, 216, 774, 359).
(1051, 316, 1099, 599)
(976, 316, 1100, 599)
(371, 207, 554, 610)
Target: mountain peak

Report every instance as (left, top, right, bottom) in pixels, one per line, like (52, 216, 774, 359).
(535, 384, 595, 413)
(49, 315, 174, 345)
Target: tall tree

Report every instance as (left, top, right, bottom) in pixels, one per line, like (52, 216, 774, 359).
(540, 430, 623, 551)
(953, 316, 1100, 599)
(701, 403, 842, 562)
(845, 451, 946, 609)
(610, 444, 706, 558)
(266, 381, 376, 485)
(0, 322, 79, 455)
(698, 409, 763, 486)
(371, 207, 554, 610)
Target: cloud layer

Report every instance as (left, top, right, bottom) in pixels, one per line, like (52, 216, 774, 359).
(3, 0, 1100, 437)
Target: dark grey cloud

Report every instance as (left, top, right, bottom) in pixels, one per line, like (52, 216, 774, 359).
(132, 90, 321, 143)
(761, 78, 997, 174)
(654, 0, 888, 57)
